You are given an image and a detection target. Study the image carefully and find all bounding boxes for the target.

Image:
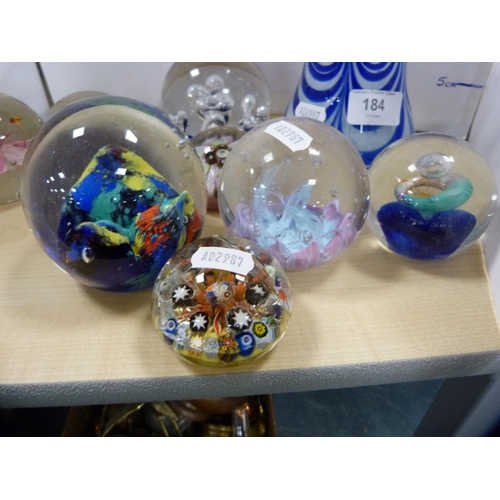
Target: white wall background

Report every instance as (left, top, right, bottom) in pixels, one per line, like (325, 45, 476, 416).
(0, 63, 48, 116)
(468, 63, 500, 318)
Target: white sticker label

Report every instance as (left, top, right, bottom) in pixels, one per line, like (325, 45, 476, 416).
(191, 247, 254, 275)
(347, 90, 402, 126)
(264, 120, 313, 152)
(295, 102, 326, 122)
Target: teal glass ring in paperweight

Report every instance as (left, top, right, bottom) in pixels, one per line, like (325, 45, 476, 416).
(367, 133, 497, 260)
(218, 116, 370, 271)
(21, 96, 207, 292)
(152, 235, 292, 367)
(0, 93, 43, 204)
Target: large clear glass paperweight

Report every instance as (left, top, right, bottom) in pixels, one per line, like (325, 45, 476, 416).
(218, 116, 370, 271)
(21, 96, 207, 292)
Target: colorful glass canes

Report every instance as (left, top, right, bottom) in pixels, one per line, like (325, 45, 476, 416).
(21, 96, 206, 292)
(367, 133, 497, 260)
(0, 93, 43, 204)
(286, 62, 415, 167)
(161, 62, 271, 137)
(152, 235, 292, 367)
(218, 116, 369, 271)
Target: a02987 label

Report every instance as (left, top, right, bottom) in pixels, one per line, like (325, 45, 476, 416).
(347, 90, 403, 126)
(264, 120, 313, 152)
(295, 102, 326, 122)
(191, 247, 255, 275)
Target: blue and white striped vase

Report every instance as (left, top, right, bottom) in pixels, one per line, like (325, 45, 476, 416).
(285, 62, 415, 167)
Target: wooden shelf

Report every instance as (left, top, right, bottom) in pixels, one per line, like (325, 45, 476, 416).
(1, 201, 499, 407)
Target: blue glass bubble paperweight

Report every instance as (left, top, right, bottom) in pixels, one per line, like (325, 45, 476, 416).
(367, 133, 497, 260)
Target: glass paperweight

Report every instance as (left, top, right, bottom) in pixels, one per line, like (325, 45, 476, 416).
(191, 126, 245, 212)
(367, 133, 498, 260)
(285, 62, 415, 167)
(49, 90, 108, 117)
(21, 96, 207, 292)
(152, 235, 292, 367)
(161, 62, 271, 137)
(218, 116, 370, 271)
(0, 93, 43, 204)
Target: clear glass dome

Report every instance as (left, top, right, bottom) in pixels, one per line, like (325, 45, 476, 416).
(161, 62, 271, 137)
(21, 96, 207, 292)
(218, 116, 370, 271)
(152, 235, 292, 367)
(367, 132, 498, 260)
(0, 93, 43, 204)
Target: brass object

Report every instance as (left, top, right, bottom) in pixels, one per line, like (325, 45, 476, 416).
(83, 395, 275, 437)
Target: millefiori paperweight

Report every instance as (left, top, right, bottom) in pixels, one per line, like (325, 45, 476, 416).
(152, 235, 292, 366)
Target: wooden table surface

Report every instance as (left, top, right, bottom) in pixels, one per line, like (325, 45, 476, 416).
(1, 201, 499, 407)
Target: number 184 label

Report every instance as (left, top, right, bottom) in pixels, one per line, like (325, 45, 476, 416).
(191, 247, 255, 275)
(347, 90, 402, 126)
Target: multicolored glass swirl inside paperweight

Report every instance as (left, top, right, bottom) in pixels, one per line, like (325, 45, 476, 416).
(367, 133, 497, 260)
(152, 235, 292, 367)
(0, 93, 42, 204)
(21, 96, 207, 292)
(218, 116, 370, 271)
(285, 62, 415, 167)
